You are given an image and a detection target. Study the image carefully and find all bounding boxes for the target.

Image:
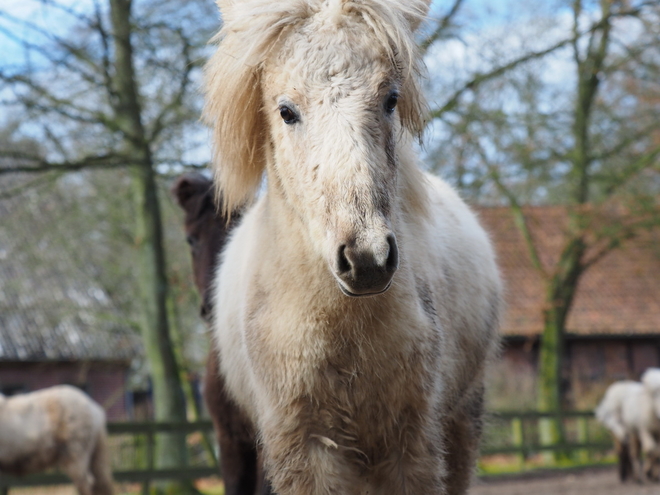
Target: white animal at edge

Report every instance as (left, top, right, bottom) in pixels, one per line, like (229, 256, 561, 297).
(0, 385, 114, 495)
(596, 368, 660, 482)
(204, 1, 503, 494)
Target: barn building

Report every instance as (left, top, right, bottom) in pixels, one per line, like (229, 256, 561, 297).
(0, 190, 142, 419)
(0, 315, 141, 420)
(479, 206, 660, 409)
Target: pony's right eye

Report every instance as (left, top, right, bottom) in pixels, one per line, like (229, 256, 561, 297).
(279, 105, 299, 125)
(384, 92, 399, 114)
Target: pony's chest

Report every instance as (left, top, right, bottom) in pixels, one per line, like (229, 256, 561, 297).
(246, 296, 437, 422)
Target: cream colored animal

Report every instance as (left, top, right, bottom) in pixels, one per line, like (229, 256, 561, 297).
(0, 385, 114, 495)
(596, 369, 660, 482)
(596, 380, 642, 481)
(204, 1, 502, 494)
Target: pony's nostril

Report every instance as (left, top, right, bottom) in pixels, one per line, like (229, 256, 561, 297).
(386, 234, 398, 272)
(337, 244, 351, 274)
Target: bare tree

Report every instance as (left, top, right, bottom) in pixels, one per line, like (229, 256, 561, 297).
(0, 0, 217, 487)
(429, 0, 660, 452)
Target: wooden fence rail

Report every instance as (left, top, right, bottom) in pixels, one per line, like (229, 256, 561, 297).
(0, 412, 615, 490)
(481, 410, 613, 462)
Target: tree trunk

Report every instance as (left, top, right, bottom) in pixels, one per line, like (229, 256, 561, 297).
(537, 236, 585, 457)
(109, 0, 194, 489)
(536, 0, 611, 460)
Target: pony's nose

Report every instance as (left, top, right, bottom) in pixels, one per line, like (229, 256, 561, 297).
(335, 234, 398, 296)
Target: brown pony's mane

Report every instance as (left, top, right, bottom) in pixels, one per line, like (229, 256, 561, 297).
(203, 0, 429, 214)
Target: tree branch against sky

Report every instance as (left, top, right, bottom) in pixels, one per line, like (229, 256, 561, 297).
(0, 0, 216, 177)
(0, 1, 219, 489)
(427, 0, 660, 443)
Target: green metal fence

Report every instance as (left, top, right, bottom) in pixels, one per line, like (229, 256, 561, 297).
(479, 410, 615, 473)
(0, 412, 615, 490)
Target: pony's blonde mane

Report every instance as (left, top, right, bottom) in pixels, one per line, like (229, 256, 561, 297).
(203, 0, 430, 213)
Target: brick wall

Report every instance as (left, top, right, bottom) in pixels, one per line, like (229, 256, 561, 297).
(497, 337, 660, 409)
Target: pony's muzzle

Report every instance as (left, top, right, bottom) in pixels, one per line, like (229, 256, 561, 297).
(335, 234, 398, 297)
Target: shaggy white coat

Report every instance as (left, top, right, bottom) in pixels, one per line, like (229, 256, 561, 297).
(596, 369, 660, 481)
(205, 1, 502, 494)
(0, 385, 114, 495)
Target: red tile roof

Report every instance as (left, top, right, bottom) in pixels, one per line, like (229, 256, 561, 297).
(476, 206, 660, 337)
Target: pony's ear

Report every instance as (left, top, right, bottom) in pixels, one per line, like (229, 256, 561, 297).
(171, 174, 212, 209)
(215, 0, 234, 15)
(404, 0, 431, 33)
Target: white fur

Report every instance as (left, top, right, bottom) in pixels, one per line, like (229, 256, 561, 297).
(596, 375, 660, 481)
(206, 1, 501, 494)
(0, 385, 114, 495)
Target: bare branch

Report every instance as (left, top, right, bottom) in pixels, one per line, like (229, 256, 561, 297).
(474, 144, 549, 278)
(148, 30, 194, 142)
(0, 171, 62, 200)
(419, 0, 465, 54)
(0, 73, 122, 133)
(0, 11, 102, 81)
(429, 36, 573, 120)
(582, 211, 660, 270)
(0, 151, 131, 175)
(601, 144, 660, 197)
(93, 0, 116, 102)
(429, 4, 651, 121)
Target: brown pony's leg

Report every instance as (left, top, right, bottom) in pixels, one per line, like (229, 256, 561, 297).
(615, 437, 632, 482)
(442, 386, 484, 495)
(629, 432, 644, 483)
(203, 350, 260, 495)
(257, 465, 275, 495)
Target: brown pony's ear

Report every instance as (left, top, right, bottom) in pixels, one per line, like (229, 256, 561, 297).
(171, 174, 212, 209)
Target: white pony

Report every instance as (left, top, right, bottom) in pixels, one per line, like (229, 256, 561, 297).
(204, 1, 502, 494)
(0, 385, 114, 495)
(596, 369, 660, 482)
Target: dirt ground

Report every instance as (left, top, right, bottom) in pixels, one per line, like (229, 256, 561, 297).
(9, 469, 660, 495)
(469, 467, 660, 495)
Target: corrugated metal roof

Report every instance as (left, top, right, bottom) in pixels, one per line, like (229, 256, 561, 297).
(0, 183, 142, 362)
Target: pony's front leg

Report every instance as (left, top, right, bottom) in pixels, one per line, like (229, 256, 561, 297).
(260, 417, 359, 495)
(441, 386, 484, 495)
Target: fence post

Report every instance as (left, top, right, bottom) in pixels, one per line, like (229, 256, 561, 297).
(142, 423, 155, 495)
(576, 415, 590, 463)
(511, 416, 525, 469)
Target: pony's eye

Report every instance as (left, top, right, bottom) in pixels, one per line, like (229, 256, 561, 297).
(385, 93, 399, 114)
(279, 105, 298, 124)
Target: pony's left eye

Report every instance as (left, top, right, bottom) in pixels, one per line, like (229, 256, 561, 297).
(384, 92, 399, 114)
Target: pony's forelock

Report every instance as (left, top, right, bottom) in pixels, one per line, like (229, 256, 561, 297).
(203, 0, 430, 213)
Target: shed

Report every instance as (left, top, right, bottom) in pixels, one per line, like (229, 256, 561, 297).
(478, 206, 660, 408)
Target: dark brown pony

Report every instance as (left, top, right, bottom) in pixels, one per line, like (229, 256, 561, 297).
(172, 173, 269, 495)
